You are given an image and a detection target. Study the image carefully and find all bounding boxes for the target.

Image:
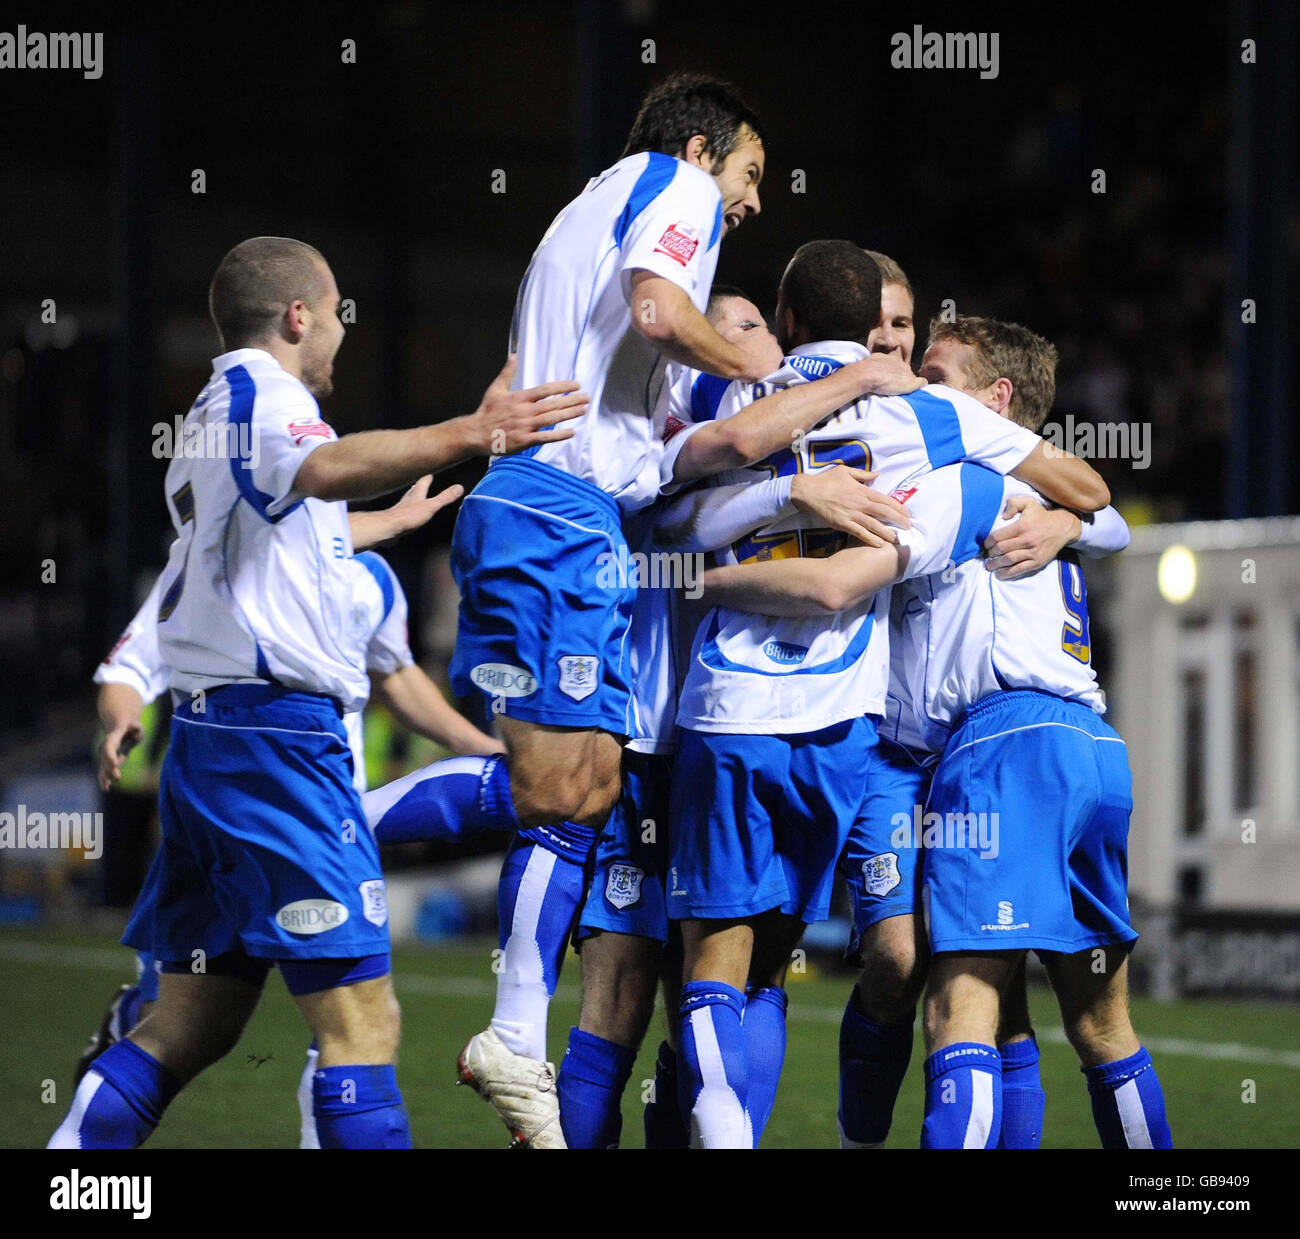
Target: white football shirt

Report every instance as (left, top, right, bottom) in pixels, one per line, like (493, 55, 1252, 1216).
(891, 469, 1106, 753)
(153, 348, 369, 710)
(507, 151, 724, 512)
(673, 340, 1043, 734)
(99, 551, 415, 793)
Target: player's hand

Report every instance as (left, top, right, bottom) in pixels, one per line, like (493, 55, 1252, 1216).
(791, 465, 911, 548)
(842, 353, 925, 397)
(387, 476, 465, 538)
(468, 355, 589, 457)
(983, 495, 1082, 579)
(98, 719, 144, 792)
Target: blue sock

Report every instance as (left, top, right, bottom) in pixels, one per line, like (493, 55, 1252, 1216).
(312, 1064, 412, 1149)
(743, 985, 787, 1146)
(1083, 1046, 1173, 1148)
(556, 1027, 636, 1148)
(678, 980, 750, 1148)
(490, 834, 592, 1061)
(838, 997, 914, 1147)
(365, 755, 518, 845)
(48, 1039, 181, 1148)
(998, 1035, 1045, 1149)
(644, 1040, 689, 1149)
(921, 1042, 1002, 1149)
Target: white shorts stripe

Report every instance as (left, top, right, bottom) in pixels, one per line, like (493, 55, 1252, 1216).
(945, 720, 1126, 760)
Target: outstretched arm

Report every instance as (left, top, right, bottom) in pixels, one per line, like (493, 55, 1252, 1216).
(1010, 442, 1109, 513)
(295, 357, 588, 503)
(349, 475, 465, 552)
(668, 354, 923, 485)
(701, 542, 908, 617)
(375, 664, 505, 757)
(655, 466, 910, 554)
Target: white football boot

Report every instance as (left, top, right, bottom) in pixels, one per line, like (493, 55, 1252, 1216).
(456, 1027, 566, 1149)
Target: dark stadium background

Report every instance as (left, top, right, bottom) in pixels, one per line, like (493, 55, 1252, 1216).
(0, 0, 1293, 845)
(1, 2, 1298, 1158)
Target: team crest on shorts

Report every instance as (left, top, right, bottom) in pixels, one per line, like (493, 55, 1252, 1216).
(557, 654, 598, 701)
(606, 864, 644, 910)
(358, 879, 388, 927)
(863, 852, 901, 897)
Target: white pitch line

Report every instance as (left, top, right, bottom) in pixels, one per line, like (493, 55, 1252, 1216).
(4, 939, 1298, 1069)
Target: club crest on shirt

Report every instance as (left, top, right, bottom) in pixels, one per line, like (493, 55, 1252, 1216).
(863, 852, 901, 897)
(606, 863, 644, 910)
(358, 879, 388, 927)
(557, 654, 598, 701)
(653, 221, 699, 267)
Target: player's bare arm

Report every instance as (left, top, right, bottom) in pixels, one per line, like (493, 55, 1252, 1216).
(655, 466, 911, 555)
(295, 356, 589, 502)
(349, 474, 466, 551)
(629, 272, 770, 382)
(96, 682, 146, 792)
(1008, 441, 1109, 513)
(374, 665, 505, 757)
(701, 542, 908, 617)
(668, 353, 924, 484)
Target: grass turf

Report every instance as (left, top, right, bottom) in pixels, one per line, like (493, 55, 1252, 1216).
(2, 927, 1296, 1149)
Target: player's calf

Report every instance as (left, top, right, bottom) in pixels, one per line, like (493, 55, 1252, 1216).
(1042, 948, 1172, 1149)
(292, 966, 411, 1149)
(839, 915, 927, 1148)
(48, 969, 264, 1150)
(920, 952, 1021, 1150)
(677, 920, 754, 1149)
(995, 956, 1046, 1149)
(556, 930, 661, 1148)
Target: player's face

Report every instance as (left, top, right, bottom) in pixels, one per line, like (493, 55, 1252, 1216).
(702, 125, 764, 234)
(300, 263, 345, 399)
(711, 295, 783, 376)
(919, 337, 1005, 416)
(866, 282, 915, 364)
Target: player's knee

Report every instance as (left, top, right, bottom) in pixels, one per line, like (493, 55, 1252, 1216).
(1063, 1008, 1133, 1065)
(510, 765, 588, 827)
(859, 938, 924, 1021)
(571, 771, 621, 832)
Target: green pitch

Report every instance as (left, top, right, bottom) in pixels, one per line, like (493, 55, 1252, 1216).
(2, 927, 1296, 1149)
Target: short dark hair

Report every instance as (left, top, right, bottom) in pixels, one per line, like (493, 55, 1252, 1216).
(209, 236, 330, 350)
(927, 314, 1059, 430)
(779, 241, 882, 344)
(706, 284, 752, 324)
(622, 73, 765, 166)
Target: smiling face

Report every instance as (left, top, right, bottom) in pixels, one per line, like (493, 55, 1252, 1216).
(700, 124, 765, 234)
(866, 281, 916, 364)
(708, 293, 783, 376)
